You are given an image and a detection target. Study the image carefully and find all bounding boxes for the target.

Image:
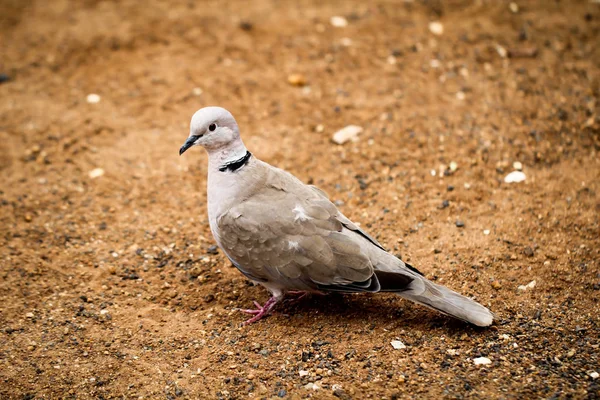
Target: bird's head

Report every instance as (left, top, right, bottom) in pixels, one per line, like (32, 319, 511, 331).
(179, 107, 240, 155)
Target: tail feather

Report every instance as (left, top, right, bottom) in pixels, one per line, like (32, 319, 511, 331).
(400, 280, 494, 327)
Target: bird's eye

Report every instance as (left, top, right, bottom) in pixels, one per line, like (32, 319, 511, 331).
(208, 123, 217, 132)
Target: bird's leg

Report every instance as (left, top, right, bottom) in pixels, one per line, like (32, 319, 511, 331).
(239, 296, 280, 325)
(284, 290, 309, 303)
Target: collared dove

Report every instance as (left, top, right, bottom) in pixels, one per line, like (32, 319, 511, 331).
(179, 107, 494, 327)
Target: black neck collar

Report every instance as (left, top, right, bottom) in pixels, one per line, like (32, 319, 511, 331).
(219, 151, 252, 172)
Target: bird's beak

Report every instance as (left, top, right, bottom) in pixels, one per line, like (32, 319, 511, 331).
(179, 135, 200, 156)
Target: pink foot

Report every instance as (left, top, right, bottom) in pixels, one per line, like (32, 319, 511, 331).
(239, 296, 280, 325)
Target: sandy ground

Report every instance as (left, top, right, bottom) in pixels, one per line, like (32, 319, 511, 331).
(1, 0, 599, 398)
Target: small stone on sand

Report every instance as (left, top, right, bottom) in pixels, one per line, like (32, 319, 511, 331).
(330, 16, 348, 28)
(473, 357, 491, 365)
(88, 168, 105, 179)
(86, 93, 101, 104)
(428, 21, 444, 36)
(332, 125, 363, 145)
(504, 171, 526, 183)
(288, 74, 307, 87)
(518, 280, 536, 291)
(391, 340, 406, 350)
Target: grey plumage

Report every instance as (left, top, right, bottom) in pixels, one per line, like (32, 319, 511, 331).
(180, 106, 494, 327)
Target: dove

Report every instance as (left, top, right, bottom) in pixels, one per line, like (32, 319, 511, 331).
(179, 107, 494, 327)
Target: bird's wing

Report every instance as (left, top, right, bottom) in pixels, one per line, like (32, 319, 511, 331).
(308, 185, 386, 251)
(217, 168, 380, 291)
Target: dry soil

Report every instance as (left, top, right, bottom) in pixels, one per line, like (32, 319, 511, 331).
(1, 0, 599, 399)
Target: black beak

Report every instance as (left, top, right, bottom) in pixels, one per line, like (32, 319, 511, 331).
(179, 135, 201, 156)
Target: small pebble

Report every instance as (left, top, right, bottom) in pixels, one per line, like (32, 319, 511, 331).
(25, 312, 34, 318)
(299, 370, 309, 377)
(88, 168, 105, 179)
(455, 221, 465, 228)
(304, 382, 321, 390)
(483, 229, 490, 235)
(449, 161, 458, 172)
(523, 246, 534, 257)
(491, 281, 502, 290)
(589, 371, 599, 379)
(504, 171, 526, 183)
(287, 74, 307, 87)
(24, 214, 33, 222)
(391, 340, 406, 350)
(206, 245, 219, 254)
(333, 387, 351, 399)
(495, 44, 508, 58)
(192, 87, 203, 96)
(332, 125, 363, 145)
(0, 73, 10, 83)
(518, 280, 536, 291)
(330, 16, 348, 28)
(239, 21, 253, 31)
(513, 161, 523, 171)
(509, 2, 519, 13)
(473, 357, 491, 365)
(277, 389, 287, 397)
(456, 91, 466, 100)
(86, 93, 101, 104)
(428, 21, 444, 36)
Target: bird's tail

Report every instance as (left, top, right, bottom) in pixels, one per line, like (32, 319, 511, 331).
(399, 278, 494, 327)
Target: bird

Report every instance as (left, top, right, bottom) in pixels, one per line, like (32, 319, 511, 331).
(179, 106, 494, 327)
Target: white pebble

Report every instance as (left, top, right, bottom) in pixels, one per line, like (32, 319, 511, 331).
(504, 170, 526, 183)
(456, 91, 466, 100)
(483, 229, 490, 235)
(387, 55, 397, 65)
(509, 2, 519, 13)
(192, 87, 203, 96)
(449, 161, 458, 172)
(100, 309, 109, 315)
(88, 168, 105, 179)
(391, 340, 406, 350)
(330, 16, 348, 28)
(473, 357, 491, 365)
(517, 280, 536, 291)
(86, 93, 101, 104)
(589, 371, 599, 379)
(428, 21, 444, 36)
(513, 161, 523, 171)
(304, 382, 321, 390)
(430, 59, 441, 68)
(332, 125, 363, 145)
(25, 312, 34, 318)
(299, 370, 309, 377)
(446, 349, 458, 356)
(495, 44, 508, 58)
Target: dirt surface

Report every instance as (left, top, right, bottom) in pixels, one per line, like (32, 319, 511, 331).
(1, 0, 599, 398)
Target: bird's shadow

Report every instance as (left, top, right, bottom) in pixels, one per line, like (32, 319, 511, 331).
(241, 292, 492, 334)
